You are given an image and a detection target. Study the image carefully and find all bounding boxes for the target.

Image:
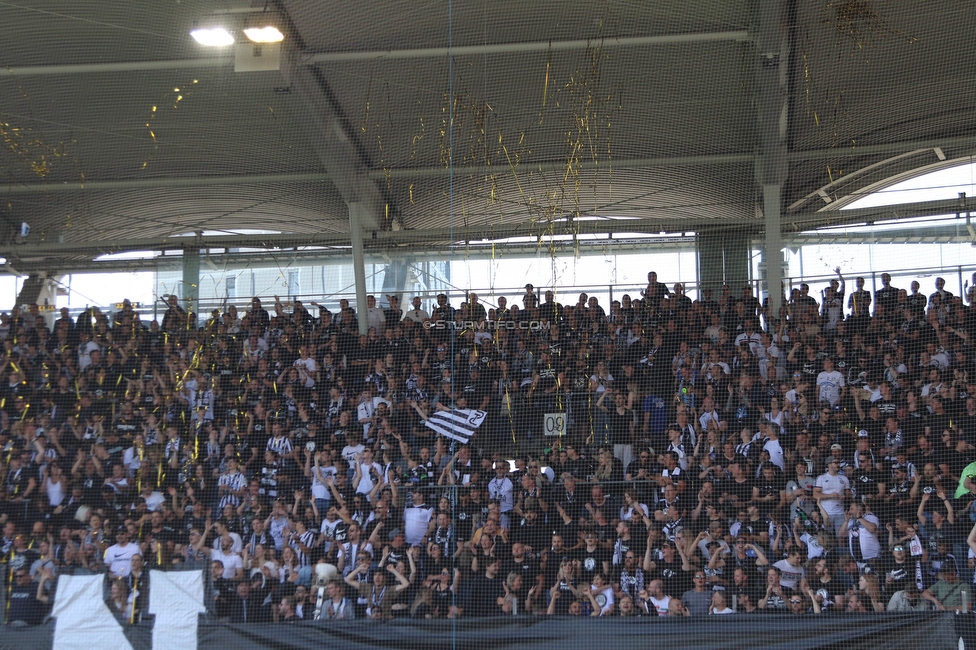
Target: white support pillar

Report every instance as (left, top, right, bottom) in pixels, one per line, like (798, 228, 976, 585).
(756, 0, 791, 323)
(348, 202, 369, 335)
(763, 184, 783, 318)
(182, 248, 200, 329)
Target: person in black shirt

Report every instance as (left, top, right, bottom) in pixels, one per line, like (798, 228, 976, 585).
(575, 531, 611, 583)
(851, 453, 886, 506)
(646, 541, 691, 599)
(227, 579, 270, 623)
(467, 557, 505, 617)
(752, 464, 786, 516)
(7, 568, 45, 625)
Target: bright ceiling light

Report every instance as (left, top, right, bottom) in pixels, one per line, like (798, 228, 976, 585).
(243, 25, 284, 43)
(190, 27, 234, 46)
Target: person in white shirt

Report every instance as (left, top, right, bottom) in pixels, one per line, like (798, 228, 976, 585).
(293, 347, 318, 387)
(122, 434, 147, 477)
(353, 448, 384, 498)
(357, 388, 392, 440)
(104, 529, 140, 578)
(709, 591, 735, 615)
(341, 440, 366, 464)
(364, 295, 386, 333)
(772, 549, 806, 590)
(641, 579, 671, 616)
(402, 488, 434, 546)
(77, 333, 100, 372)
(839, 501, 881, 566)
(761, 422, 785, 471)
(816, 357, 845, 407)
(195, 532, 244, 581)
(814, 456, 851, 538)
(488, 463, 515, 529)
(733, 319, 763, 356)
(697, 396, 726, 437)
(138, 484, 166, 512)
(403, 296, 429, 324)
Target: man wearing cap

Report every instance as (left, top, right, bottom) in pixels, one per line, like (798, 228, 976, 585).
(104, 527, 139, 579)
(814, 455, 850, 537)
(488, 463, 515, 529)
(921, 558, 970, 613)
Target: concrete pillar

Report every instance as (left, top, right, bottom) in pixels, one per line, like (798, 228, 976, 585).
(348, 202, 369, 335)
(182, 248, 200, 329)
(763, 184, 784, 318)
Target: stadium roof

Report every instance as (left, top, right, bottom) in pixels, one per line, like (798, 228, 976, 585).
(0, 0, 973, 273)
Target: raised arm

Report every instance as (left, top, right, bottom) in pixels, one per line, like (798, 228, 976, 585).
(642, 532, 657, 572)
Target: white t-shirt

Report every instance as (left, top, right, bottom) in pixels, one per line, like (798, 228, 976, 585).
(734, 332, 763, 355)
(800, 532, 826, 559)
(104, 542, 140, 577)
(848, 512, 881, 561)
(357, 398, 391, 438)
(143, 491, 166, 512)
(341, 444, 365, 463)
(648, 595, 671, 616)
(815, 472, 850, 518)
(311, 465, 337, 500)
(591, 584, 614, 615)
(211, 549, 244, 579)
(817, 370, 845, 406)
(403, 504, 434, 545)
(355, 462, 385, 496)
(763, 438, 785, 471)
(772, 559, 805, 590)
(488, 476, 515, 513)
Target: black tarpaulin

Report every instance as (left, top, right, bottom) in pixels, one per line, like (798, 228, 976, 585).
(0, 612, 962, 650)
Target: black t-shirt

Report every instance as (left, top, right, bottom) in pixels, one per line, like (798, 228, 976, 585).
(467, 573, 505, 616)
(575, 545, 611, 581)
(882, 556, 915, 593)
(763, 586, 792, 612)
(724, 478, 753, 506)
(510, 520, 549, 552)
(612, 535, 647, 567)
(753, 475, 784, 504)
(649, 558, 692, 599)
(851, 467, 884, 500)
(607, 408, 634, 445)
(453, 503, 477, 541)
(504, 554, 541, 582)
(7, 582, 44, 625)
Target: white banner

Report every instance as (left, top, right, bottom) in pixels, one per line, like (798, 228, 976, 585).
(149, 570, 206, 650)
(51, 574, 132, 650)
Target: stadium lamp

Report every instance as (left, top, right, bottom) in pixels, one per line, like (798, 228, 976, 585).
(190, 20, 235, 47)
(243, 12, 285, 43)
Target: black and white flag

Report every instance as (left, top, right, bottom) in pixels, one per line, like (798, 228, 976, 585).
(424, 409, 487, 444)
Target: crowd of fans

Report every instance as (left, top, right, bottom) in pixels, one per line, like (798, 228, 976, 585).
(2, 269, 976, 626)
